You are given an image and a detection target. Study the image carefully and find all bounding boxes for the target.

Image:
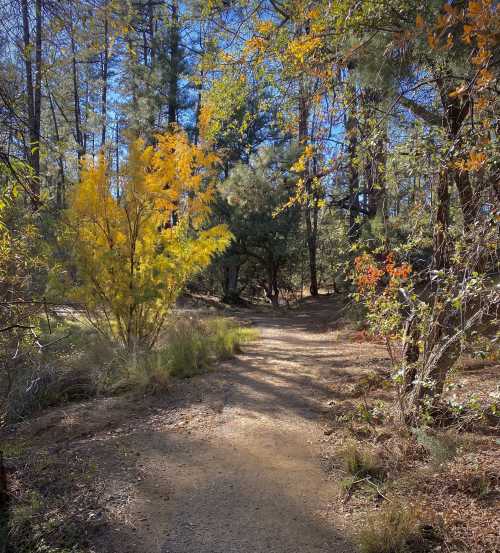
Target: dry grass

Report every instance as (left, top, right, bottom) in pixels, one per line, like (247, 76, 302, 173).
(354, 502, 426, 553)
(120, 317, 258, 391)
(338, 442, 386, 481)
(2, 315, 258, 421)
(413, 428, 461, 467)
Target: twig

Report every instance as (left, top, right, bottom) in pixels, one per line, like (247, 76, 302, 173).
(43, 298, 52, 334)
(38, 333, 71, 350)
(342, 476, 370, 504)
(0, 324, 34, 333)
(365, 477, 391, 502)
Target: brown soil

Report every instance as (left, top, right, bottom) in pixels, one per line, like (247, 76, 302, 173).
(3, 295, 497, 553)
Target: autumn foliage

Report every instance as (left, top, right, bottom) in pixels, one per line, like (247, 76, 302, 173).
(354, 252, 411, 293)
(65, 131, 231, 350)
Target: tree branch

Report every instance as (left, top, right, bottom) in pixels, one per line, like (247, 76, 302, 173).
(399, 97, 443, 127)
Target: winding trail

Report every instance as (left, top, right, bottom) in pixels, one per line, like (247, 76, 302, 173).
(6, 296, 496, 553)
(18, 297, 387, 552)
(100, 298, 371, 553)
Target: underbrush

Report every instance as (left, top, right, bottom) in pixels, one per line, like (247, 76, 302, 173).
(2, 315, 257, 422)
(355, 502, 437, 553)
(119, 317, 258, 391)
(1, 320, 105, 423)
(6, 449, 102, 553)
(412, 428, 461, 467)
(324, 359, 499, 553)
(338, 442, 386, 485)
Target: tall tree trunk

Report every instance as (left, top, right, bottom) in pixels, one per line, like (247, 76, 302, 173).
(84, 80, 90, 156)
(127, 33, 139, 132)
(193, 71, 203, 145)
(400, 85, 474, 230)
(34, 0, 42, 170)
(432, 169, 451, 270)
(70, 23, 84, 162)
(21, 0, 42, 209)
(192, 21, 205, 146)
(345, 88, 360, 243)
(298, 83, 319, 296)
(100, 11, 109, 147)
(221, 261, 241, 304)
(366, 128, 387, 219)
(0, 451, 8, 553)
(167, 0, 180, 126)
(265, 265, 280, 307)
(47, 86, 65, 208)
(359, 88, 386, 220)
(453, 168, 477, 231)
(148, 0, 155, 66)
(115, 121, 120, 198)
(440, 85, 475, 231)
(401, 77, 474, 425)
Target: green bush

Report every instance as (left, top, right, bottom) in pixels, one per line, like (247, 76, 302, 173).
(206, 318, 257, 360)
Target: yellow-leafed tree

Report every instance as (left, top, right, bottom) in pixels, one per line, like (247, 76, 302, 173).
(66, 130, 231, 350)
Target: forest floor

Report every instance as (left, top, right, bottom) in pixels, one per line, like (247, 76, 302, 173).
(3, 295, 499, 553)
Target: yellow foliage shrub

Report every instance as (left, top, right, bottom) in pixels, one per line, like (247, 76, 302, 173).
(65, 130, 231, 350)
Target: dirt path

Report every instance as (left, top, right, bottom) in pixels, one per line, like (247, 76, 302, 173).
(8, 297, 389, 552)
(97, 298, 378, 553)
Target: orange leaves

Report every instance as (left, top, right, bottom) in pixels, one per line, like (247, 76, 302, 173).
(426, 0, 498, 64)
(354, 253, 384, 291)
(476, 68, 494, 89)
(472, 48, 491, 66)
(468, 1, 484, 18)
(474, 96, 489, 112)
(449, 84, 468, 98)
(356, 264, 384, 290)
(427, 32, 439, 50)
(385, 253, 412, 283)
(354, 252, 412, 293)
(454, 150, 487, 173)
(443, 3, 458, 17)
(463, 0, 499, 61)
(244, 36, 267, 57)
(462, 24, 474, 44)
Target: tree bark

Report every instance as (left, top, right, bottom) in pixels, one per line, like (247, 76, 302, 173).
(167, 0, 180, 126)
(432, 169, 451, 270)
(367, 128, 387, 219)
(0, 451, 8, 553)
(400, 76, 477, 424)
(21, 0, 42, 208)
(265, 265, 280, 307)
(345, 92, 360, 243)
(70, 21, 84, 162)
(115, 121, 120, 198)
(402, 81, 475, 230)
(47, 86, 65, 208)
(221, 262, 241, 304)
(100, 10, 109, 147)
(298, 82, 319, 296)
